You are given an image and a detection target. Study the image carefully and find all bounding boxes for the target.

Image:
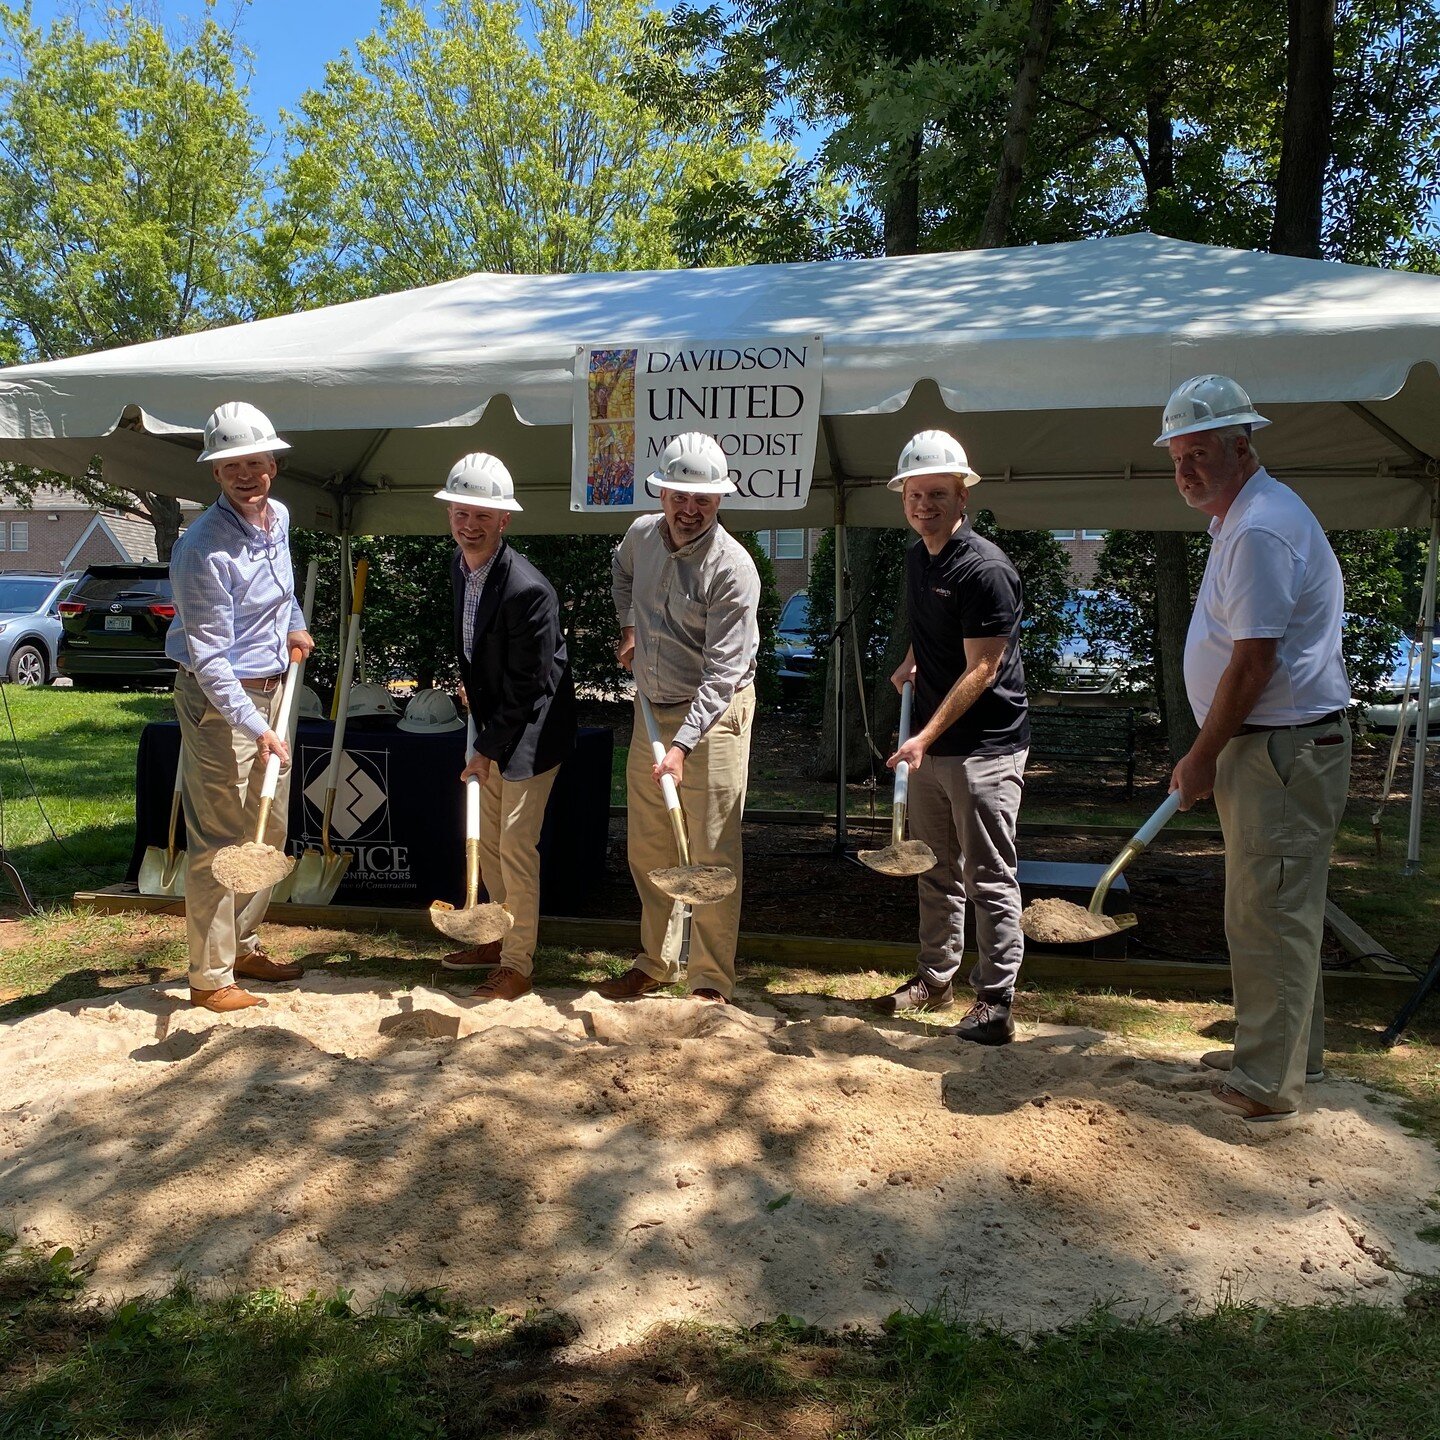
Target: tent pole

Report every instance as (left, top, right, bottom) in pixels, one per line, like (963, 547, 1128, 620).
(834, 486, 848, 851)
(1404, 492, 1440, 874)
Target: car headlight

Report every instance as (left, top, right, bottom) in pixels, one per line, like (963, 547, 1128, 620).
(0, 622, 10, 635)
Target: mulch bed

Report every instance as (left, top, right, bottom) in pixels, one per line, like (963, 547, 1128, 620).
(574, 699, 1417, 966)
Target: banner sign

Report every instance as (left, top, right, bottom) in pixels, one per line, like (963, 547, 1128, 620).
(571, 335, 823, 512)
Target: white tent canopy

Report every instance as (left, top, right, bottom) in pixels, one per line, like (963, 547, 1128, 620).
(1, 232, 1438, 536)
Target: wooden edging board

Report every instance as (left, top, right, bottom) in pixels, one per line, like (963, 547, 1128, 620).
(73, 886, 1414, 1000)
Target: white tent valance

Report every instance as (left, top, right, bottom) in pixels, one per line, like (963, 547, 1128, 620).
(0, 231, 1437, 535)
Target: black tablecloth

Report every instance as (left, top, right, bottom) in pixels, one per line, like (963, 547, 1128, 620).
(129, 721, 613, 909)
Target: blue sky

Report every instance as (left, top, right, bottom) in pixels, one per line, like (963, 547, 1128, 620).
(25, 1, 387, 128)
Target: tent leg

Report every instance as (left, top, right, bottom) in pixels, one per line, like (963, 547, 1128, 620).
(1404, 498, 1439, 874)
(834, 512, 847, 851)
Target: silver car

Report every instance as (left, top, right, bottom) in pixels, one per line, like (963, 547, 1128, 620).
(0, 573, 79, 685)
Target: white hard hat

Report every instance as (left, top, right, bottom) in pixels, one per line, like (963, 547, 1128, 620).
(197, 401, 291, 463)
(346, 681, 400, 719)
(297, 684, 324, 719)
(649, 432, 736, 494)
(888, 430, 981, 490)
(1154, 374, 1271, 445)
(434, 452, 523, 511)
(398, 687, 465, 734)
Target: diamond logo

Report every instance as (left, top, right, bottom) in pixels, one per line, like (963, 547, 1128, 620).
(301, 748, 390, 841)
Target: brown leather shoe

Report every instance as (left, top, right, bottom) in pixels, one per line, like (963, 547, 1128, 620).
(691, 988, 728, 1005)
(442, 940, 503, 972)
(596, 966, 665, 1001)
(1210, 1082, 1297, 1125)
(234, 948, 303, 982)
(472, 966, 533, 1001)
(191, 984, 267, 1012)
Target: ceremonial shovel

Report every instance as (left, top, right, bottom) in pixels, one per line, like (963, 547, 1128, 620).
(428, 719, 514, 947)
(1019, 790, 1183, 943)
(287, 560, 368, 906)
(268, 559, 319, 904)
(211, 645, 305, 893)
(636, 692, 737, 971)
(859, 681, 937, 877)
(137, 754, 186, 898)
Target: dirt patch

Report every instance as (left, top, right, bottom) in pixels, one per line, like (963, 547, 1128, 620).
(2, 975, 1436, 1352)
(1021, 897, 1123, 944)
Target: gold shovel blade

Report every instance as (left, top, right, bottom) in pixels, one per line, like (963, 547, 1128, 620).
(649, 864, 736, 905)
(429, 900, 514, 945)
(858, 839, 937, 877)
(211, 841, 295, 893)
(285, 845, 354, 906)
(138, 846, 186, 898)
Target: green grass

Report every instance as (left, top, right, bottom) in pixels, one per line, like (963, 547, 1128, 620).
(0, 685, 173, 905)
(4, 1230, 1439, 1438)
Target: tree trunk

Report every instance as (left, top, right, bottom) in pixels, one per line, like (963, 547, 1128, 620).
(1269, 0, 1335, 258)
(977, 0, 1057, 248)
(1154, 532, 1198, 761)
(147, 492, 183, 561)
(882, 130, 924, 255)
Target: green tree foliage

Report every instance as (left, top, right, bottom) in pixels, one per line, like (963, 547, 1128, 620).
(1090, 527, 1412, 705)
(263, 0, 826, 309)
(0, 0, 266, 556)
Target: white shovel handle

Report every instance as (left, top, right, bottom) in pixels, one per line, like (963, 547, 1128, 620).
(637, 690, 683, 816)
(260, 646, 305, 802)
(894, 680, 915, 809)
(1136, 790, 1184, 848)
(465, 774, 481, 838)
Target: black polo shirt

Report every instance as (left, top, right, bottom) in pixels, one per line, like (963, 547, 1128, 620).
(907, 526, 1028, 758)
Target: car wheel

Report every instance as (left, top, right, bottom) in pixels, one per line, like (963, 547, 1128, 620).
(7, 644, 47, 686)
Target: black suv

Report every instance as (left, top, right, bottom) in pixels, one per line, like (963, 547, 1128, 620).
(57, 564, 177, 689)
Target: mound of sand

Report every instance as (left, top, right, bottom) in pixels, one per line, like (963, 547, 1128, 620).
(2, 975, 1437, 1353)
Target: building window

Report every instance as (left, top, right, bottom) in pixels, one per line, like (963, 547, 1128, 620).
(753, 531, 773, 558)
(0, 525, 7, 551)
(1050, 529, 1076, 541)
(774, 529, 805, 560)
(9, 522, 27, 552)
(1081, 528, 1107, 541)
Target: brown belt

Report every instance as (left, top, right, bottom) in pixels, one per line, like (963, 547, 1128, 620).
(180, 667, 285, 694)
(1235, 709, 1346, 736)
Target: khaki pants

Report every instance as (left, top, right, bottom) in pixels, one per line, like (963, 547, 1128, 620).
(477, 762, 560, 976)
(627, 686, 754, 998)
(1212, 718, 1351, 1111)
(174, 668, 289, 991)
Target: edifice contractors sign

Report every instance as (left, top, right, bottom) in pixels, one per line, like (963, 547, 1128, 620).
(571, 336, 823, 512)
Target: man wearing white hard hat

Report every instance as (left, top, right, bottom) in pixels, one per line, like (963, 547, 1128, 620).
(165, 401, 314, 1012)
(438, 453, 576, 999)
(1158, 376, 1350, 1125)
(875, 430, 1030, 1045)
(603, 431, 760, 1004)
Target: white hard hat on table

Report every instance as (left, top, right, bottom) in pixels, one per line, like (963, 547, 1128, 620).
(197, 401, 291, 463)
(398, 687, 466, 734)
(649, 432, 736, 494)
(434, 453, 523, 511)
(346, 681, 399, 718)
(1154, 375, 1270, 445)
(888, 430, 981, 490)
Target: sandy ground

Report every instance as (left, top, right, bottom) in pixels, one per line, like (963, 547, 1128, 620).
(2, 975, 1438, 1353)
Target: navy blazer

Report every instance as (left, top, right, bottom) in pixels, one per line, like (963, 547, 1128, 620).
(452, 541, 576, 781)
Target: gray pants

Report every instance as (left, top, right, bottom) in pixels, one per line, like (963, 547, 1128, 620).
(1212, 719, 1351, 1111)
(908, 747, 1027, 1001)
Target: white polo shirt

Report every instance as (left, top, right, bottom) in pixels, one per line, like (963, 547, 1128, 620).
(1183, 468, 1350, 727)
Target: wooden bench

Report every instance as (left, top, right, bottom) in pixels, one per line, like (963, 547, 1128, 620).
(1027, 705, 1136, 797)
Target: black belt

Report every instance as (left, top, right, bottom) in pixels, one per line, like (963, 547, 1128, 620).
(1235, 708, 1346, 736)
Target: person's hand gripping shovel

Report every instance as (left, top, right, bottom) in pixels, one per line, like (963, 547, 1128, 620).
(428, 718, 514, 948)
(211, 645, 306, 892)
(637, 692, 736, 973)
(859, 680, 937, 877)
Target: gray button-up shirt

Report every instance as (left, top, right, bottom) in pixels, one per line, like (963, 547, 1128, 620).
(166, 495, 305, 739)
(612, 513, 760, 752)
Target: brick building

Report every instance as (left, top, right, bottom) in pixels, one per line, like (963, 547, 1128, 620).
(0, 486, 193, 573)
(752, 525, 815, 602)
(1049, 528, 1107, 586)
